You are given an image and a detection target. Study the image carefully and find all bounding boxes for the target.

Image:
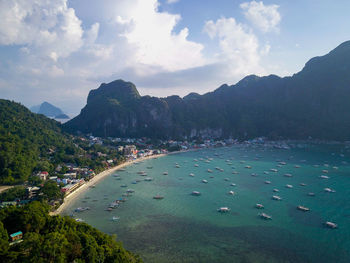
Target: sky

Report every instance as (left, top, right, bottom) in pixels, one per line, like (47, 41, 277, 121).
(1, 0, 350, 116)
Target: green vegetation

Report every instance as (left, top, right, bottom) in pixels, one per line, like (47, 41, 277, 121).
(0, 201, 142, 262)
(66, 41, 350, 141)
(0, 187, 27, 202)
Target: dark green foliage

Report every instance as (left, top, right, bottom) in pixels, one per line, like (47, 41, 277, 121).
(0, 100, 74, 184)
(0, 202, 142, 262)
(39, 181, 62, 201)
(0, 186, 27, 201)
(65, 41, 350, 141)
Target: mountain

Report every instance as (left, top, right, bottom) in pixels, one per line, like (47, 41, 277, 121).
(31, 101, 69, 119)
(65, 41, 350, 140)
(0, 100, 72, 184)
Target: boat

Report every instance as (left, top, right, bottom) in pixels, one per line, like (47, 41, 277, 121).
(189, 173, 195, 177)
(264, 171, 269, 174)
(320, 175, 330, 179)
(106, 208, 113, 211)
(228, 191, 235, 195)
(175, 164, 180, 168)
(232, 171, 238, 174)
(308, 192, 315, 196)
(255, 203, 264, 209)
(147, 166, 153, 169)
(230, 183, 236, 186)
(144, 177, 153, 181)
(322, 170, 329, 173)
(131, 181, 138, 184)
(75, 207, 90, 212)
(251, 173, 258, 177)
(153, 195, 164, 200)
(112, 216, 120, 221)
(191, 191, 201, 196)
(75, 218, 84, 222)
(120, 184, 127, 187)
(259, 213, 272, 220)
(264, 180, 271, 184)
(324, 188, 336, 193)
(272, 195, 282, 201)
(202, 179, 208, 183)
(300, 183, 307, 186)
(245, 165, 252, 169)
(325, 221, 337, 229)
(126, 189, 135, 193)
(224, 178, 229, 181)
(207, 169, 213, 173)
(285, 184, 293, 188)
(284, 173, 293, 177)
(217, 207, 230, 213)
(163, 171, 168, 175)
(297, 205, 310, 212)
(137, 171, 146, 175)
(295, 165, 301, 168)
(194, 164, 199, 167)
(270, 168, 278, 172)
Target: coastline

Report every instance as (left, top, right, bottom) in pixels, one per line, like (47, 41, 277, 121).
(51, 153, 168, 215)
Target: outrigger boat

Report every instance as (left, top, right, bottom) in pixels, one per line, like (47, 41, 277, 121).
(259, 213, 272, 220)
(255, 203, 264, 209)
(325, 221, 337, 229)
(153, 194, 164, 200)
(297, 205, 310, 212)
(217, 207, 230, 213)
(272, 195, 282, 201)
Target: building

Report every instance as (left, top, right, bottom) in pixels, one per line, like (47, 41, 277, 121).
(37, 171, 49, 181)
(10, 231, 23, 242)
(124, 145, 137, 156)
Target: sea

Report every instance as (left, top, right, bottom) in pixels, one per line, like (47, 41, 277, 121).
(60, 143, 350, 263)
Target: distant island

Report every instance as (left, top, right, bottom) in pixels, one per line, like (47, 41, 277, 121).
(31, 101, 69, 119)
(65, 41, 350, 141)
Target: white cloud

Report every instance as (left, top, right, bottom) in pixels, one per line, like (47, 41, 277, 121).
(240, 1, 281, 33)
(115, 0, 205, 71)
(204, 17, 265, 76)
(0, 0, 84, 60)
(167, 0, 180, 4)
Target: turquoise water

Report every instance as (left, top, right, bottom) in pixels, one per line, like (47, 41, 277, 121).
(61, 144, 350, 262)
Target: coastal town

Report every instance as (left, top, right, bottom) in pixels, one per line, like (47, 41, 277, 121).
(2, 132, 339, 211)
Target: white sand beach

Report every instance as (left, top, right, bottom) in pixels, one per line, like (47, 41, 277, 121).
(51, 153, 167, 215)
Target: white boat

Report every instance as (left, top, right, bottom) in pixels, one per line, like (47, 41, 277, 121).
(251, 173, 258, 177)
(163, 171, 168, 175)
(300, 183, 307, 186)
(75, 218, 84, 222)
(325, 221, 337, 229)
(126, 189, 135, 193)
(207, 169, 213, 173)
(202, 179, 208, 183)
(273, 189, 279, 192)
(112, 216, 120, 221)
(144, 177, 153, 181)
(230, 183, 236, 186)
(295, 165, 301, 168)
(284, 173, 293, 177)
(245, 165, 252, 169)
(285, 184, 293, 188)
(175, 164, 180, 168)
(272, 195, 282, 201)
(259, 213, 272, 220)
(324, 188, 336, 193)
(189, 173, 195, 177)
(153, 194, 164, 200)
(270, 168, 278, 172)
(322, 170, 329, 173)
(232, 171, 238, 174)
(224, 178, 229, 181)
(264, 180, 271, 184)
(228, 191, 235, 195)
(191, 191, 201, 196)
(217, 207, 230, 213)
(255, 203, 264, 209)
(308, 192, 315, 196)
(297, 205, 310, 212)
(320, 175, 330, 179)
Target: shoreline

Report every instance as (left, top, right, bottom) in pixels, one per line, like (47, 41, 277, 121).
(51, 153, 170, 215)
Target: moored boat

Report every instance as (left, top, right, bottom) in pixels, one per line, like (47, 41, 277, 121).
(258, 213, 272, 220)
(255, 203, 264, 209)
(153, 194, 164, 200)
(217, 207, 230, 213)
(191, 191, 201, 196)
(297, 205, 310, 212)
(325, 221, 337, 229)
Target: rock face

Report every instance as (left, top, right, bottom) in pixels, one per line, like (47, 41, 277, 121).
(31, 102, 69, 119)
(65, 41, 350, 140)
